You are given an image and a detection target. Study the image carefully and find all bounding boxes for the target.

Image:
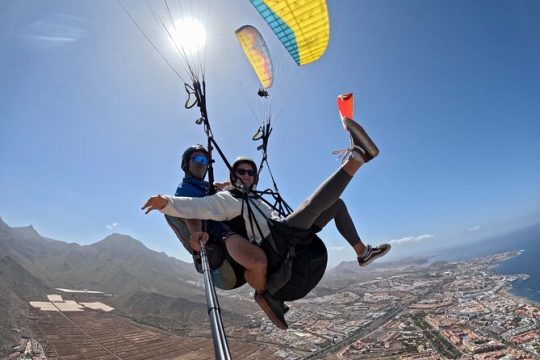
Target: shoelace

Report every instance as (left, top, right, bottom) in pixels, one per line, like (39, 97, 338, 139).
(331, 148, 351, 163)
(331, 133, 356, 163)
(332, 140, 365, 163)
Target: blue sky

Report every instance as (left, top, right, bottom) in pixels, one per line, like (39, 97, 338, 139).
(1, 1, 539, 269)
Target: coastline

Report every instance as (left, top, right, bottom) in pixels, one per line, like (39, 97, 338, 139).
(487, 250, 540, 306)
(501, 284, 540, 307)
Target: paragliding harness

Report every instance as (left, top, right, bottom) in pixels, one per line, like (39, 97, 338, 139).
(229, 188, 327, 301)
(164, 214, 246, 288)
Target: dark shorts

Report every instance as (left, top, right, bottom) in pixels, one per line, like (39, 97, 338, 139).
(205, 220, 246, 289)
(165, 215, 245, 290)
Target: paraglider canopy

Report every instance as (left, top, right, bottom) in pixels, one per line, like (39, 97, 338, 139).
(235, 25, 274, 92)
(249, 0, 330, 66)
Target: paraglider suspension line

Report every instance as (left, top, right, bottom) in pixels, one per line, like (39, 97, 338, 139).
(186, 80, 233, 194)
(253, 122, 293, 216)
(187, 81, 290, 215)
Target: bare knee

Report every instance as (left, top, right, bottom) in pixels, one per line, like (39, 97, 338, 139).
(245, 252, 267, 271)
(224, 234, 267, 271)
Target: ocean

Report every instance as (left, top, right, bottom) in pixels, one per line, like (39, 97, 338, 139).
(435, 223, 540, 304)
(492, 233, 540, 304)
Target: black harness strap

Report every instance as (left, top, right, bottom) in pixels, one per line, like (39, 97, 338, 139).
(185, 80, 233, 194)
(253, 188, 293, 218)
(244, 195, 282, 255)
(241, 190, 269, 250)
(186, 80, 291, 216)
(252, 121, 293, 217)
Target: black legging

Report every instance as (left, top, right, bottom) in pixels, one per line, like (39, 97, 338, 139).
(311, 198, 362, 247)
(285, 168, 360, 247)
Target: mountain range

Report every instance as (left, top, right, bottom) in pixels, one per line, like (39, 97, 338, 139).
(0, 216, 258, 352)
(2, 214, 487, 354)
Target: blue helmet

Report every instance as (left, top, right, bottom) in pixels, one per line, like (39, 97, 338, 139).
(181, 144, 209, 174)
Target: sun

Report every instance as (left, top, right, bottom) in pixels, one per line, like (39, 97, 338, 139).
(170, 17, 206, 54)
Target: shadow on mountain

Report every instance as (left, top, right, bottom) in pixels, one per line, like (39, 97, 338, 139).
(0, 216, 253, 353)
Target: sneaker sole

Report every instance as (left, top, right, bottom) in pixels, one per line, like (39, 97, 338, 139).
(254, 293, 288, 330)
(359, 244, 391, 267)
(346, 120, 379, 158)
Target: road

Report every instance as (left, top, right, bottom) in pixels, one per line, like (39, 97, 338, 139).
(304, 278, 453, 359)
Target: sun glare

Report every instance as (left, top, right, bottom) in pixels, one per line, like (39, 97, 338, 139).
(171, 17, 206, 54)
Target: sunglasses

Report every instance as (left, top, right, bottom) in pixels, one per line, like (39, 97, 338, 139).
(191, 154, 208, 166)
(236, 168, 256, 176)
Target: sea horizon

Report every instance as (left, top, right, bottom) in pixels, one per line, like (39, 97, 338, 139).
(430, 224, 540, 305)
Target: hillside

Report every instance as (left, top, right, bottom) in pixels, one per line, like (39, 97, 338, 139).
(0, 217, 254, 353)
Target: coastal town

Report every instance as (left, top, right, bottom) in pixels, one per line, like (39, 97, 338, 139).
(234, 251, 540, 359)
(9, 251, 540, 359)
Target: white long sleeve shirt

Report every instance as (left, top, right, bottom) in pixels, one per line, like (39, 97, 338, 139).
(160, 191, 280, 245)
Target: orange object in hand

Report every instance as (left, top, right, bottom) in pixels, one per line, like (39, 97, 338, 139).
(337, 93, 354, 125)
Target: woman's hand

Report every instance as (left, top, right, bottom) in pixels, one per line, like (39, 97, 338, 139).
(141, 195, 168, 214)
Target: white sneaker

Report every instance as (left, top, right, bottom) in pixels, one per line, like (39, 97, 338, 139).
(357, 244, 391, 266)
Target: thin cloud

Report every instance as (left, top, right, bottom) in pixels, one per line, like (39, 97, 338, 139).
(29, 35, 76, 43)
(468, 225, 480, 231)
(106, 222, 119, 230)
(25, 15, 85, 48)
(389, 234, 434, 245)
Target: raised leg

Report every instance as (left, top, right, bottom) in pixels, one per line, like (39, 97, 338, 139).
(285, 118, 376, 230)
